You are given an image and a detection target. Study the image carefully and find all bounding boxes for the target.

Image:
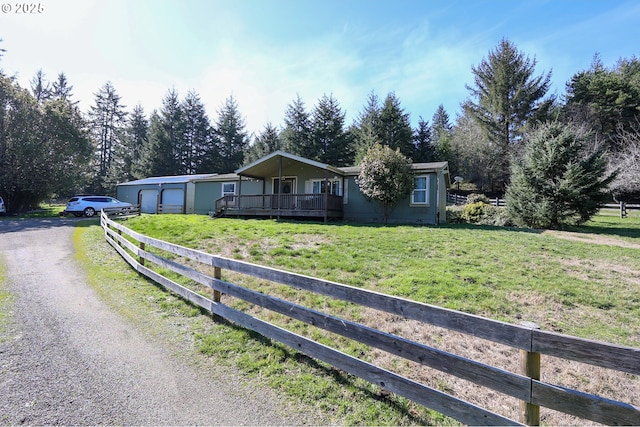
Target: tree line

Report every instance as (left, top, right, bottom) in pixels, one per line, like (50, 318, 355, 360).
(1, 38, 639, 214)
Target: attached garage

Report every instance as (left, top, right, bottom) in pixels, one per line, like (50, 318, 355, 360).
(116, 174, 217, 215)
(139, 189, 159, 213)
(160, 188, 185, 213)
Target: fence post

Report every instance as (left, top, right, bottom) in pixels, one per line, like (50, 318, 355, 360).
(213, 266, 222, 303)
(621, 201, 627, 219)
(520, 321, 541, 426)
(139, 241, 145, 266)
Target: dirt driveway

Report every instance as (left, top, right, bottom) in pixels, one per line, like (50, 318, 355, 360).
(0, 219, 316, 425)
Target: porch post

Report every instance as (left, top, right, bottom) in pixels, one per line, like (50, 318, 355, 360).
(324, 170, 329, 223)
(238, 175, 242, 209)
(278, 155, 283, 219)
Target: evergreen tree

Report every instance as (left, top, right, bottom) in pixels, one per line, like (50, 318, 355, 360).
(311, 94, 353, 166)
(30, 69, 51, 103)
(431, 104, 453, 161)
(139, 110, 176, 177)
(377, 93, 414, 159)
(51, 72, 74, 103)
(464, 38, 553, 191)
(565, 54, 640, 152)
(356, 144, 414, 224)
(108, 104, 149, 186)
(140, 89, 184, 177)
(213, 95, 248, 172)
(87, 81, 127, 194)
(352, 91, 382, 162)
(181, 90, 212, 174)
(244, 122, 280, 164)
(280, 94, 312, 156)
(412, 116, 435, 162)
(506, 121, 615, 229)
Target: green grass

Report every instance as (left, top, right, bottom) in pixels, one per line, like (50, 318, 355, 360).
(73, 213, 640, 425)
(0, 255, 14, 343)
(0, 203, 66, 219)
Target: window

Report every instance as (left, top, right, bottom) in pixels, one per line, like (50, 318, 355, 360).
(311, 179, 341, 196)
(222, 182, 236, 196)
(411, 176, 429, 205)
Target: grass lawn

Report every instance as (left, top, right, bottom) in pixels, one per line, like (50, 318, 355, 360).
(76, 212, 640, 425)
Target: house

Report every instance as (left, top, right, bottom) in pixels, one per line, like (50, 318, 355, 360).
(116, 151, 451, 224)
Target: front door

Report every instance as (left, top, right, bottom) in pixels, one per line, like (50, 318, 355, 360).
(273, 178, 296, 209)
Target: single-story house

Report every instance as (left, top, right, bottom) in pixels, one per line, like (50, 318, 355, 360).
(116, 151, 451, 224)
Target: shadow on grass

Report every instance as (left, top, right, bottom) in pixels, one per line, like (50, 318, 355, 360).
(196, 311, 437, 426)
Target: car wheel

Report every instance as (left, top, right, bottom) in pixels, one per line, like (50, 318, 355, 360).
(84, 207, 96, 217)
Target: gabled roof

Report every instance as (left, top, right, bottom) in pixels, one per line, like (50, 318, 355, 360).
(118, 173, 218, 186)
(235, 150, 345, 179)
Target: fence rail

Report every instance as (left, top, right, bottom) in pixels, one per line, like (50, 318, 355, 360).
(448, 194, 639, 218)
(100, 211, 640, 426)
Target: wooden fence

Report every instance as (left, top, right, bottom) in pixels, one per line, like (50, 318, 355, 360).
(448, 195, 639, 219)
(100, 211, 640, 426)
(447, 193, 506, 207)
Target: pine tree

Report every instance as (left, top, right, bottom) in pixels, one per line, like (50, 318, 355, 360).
(244, 122, 280, 164)
(311, 94, 353, 166)
(30, 69, 51, 103)
(412, 116, 435, 162)
(140, 110, 176, 177)
(140, 89, 184, 177)
(506, 121, 615, 229)
(352, 91, 382, 162)
(280, 94, 312, 157)
(213, 95, 248, 173)
(51, 72, 74, 103)
(464, 38, 553, 191)
(87, 81, 127, 193)
(181, 90, 212, 174)
(377, 93, 414, 159)
(112, 104, 149, 183)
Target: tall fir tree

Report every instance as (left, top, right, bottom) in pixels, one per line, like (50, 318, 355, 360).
(431, 104, 453, 162)
(141, 89, 184, 177)
(107, 104, 149, 187)
(352, 91, 382, 162)
(412, 116, 435, 162)
(244, 122, 281, 164)
(181, 90, 212, 174)
(87, 81, 127, 194)
(30, 69, 51, 103)
(377, 92, 414, 159)
(463, 38, 553, 191)
(280, 94, 313, 157)
(51, 72, 74, 103)
(311, 94, 353, 166)
(213, 95, 248, 173)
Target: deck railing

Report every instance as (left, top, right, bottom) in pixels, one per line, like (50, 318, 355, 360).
(215, 193, 343, 215)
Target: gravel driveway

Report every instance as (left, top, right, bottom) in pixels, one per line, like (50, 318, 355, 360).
(0, 219, 316, 425)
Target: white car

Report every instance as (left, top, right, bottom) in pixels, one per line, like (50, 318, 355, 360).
(65, 196, 133, 217)
(0, 196, 5, 215)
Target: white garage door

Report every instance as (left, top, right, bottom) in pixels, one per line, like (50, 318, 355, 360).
(139, 189, 159, 214)
(161, 189, 184, 213)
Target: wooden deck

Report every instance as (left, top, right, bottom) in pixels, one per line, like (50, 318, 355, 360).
(214, 193, 343, 220)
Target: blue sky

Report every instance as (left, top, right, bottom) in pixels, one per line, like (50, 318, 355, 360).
(1, 0, 639, 135)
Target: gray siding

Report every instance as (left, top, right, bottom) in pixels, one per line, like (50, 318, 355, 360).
(343, 173, 441, 224)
